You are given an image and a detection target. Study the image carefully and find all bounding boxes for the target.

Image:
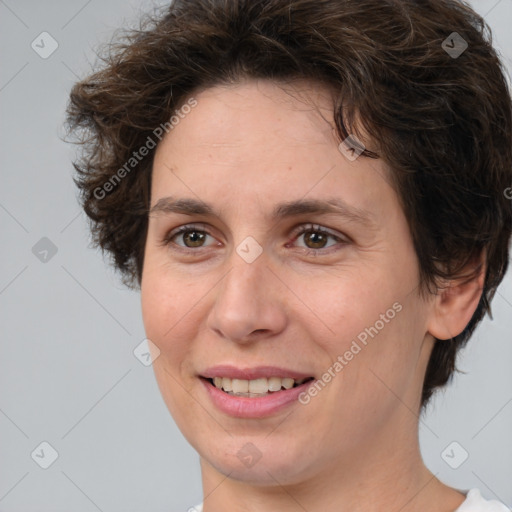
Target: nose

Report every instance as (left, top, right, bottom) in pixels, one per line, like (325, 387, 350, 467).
(206, 254, 288, 345)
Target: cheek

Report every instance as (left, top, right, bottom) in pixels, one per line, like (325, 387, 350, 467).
(291, 263, 406, 348)
(140, 262, 193, 365)
(297, 261, 427, 397)
(140, 267, 201, 423)
(333, 296, 428, 419)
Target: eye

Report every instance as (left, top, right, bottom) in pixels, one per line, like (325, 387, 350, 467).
(160, 224, 218, 251)
(160, 223, 349, 256)
(288, 224, 348, 255)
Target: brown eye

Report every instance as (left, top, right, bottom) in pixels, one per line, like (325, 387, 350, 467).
(181, 230, 207, 248)
(289, 224, 348, 256)
(303, 230, 329, 249)
(162, 224, 216, 250)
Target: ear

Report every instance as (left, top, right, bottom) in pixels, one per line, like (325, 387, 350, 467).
(427, 252, 486, 341)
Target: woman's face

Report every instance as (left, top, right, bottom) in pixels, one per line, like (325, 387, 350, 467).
(141, 78, 436, 484)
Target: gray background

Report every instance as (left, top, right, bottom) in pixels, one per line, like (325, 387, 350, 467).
(0, 0, 511, 510)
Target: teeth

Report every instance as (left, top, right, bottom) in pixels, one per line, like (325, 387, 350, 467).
(210, 376, 310, 395)
(222, 377, 232, 392)
(249, 378, 268, 394)
(268, 377, 282, 392)
(282, 377, 294, 390)
(232, 379, 249, 393)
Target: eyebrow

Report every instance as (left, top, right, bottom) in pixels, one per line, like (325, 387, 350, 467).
(150, 196, 376, 228)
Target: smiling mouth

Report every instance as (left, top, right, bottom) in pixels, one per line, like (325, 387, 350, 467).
(203, 376, 315, 397)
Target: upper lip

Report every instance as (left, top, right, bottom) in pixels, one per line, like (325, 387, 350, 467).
(200, 365, 314, 381)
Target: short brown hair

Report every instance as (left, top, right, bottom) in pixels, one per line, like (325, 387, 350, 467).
(65, 0, 512, 407)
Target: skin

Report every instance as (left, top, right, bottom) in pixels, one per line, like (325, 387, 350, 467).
(140, 78, 484, 512)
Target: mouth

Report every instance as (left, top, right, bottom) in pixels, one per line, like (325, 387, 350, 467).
(199, 365, 317, 417)
(201, 376, 315, 398)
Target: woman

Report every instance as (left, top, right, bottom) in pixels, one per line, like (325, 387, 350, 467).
(66, 0, 512, 510)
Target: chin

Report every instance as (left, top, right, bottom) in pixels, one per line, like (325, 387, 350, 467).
(198, 436, 318, 486)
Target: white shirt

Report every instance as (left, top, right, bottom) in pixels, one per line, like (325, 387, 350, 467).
(190, 488, 511, 511)
(455, 489, 511, 511)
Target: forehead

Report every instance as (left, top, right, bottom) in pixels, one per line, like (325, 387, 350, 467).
(150, 78, 395, 226)
(158, 79, 338, 152)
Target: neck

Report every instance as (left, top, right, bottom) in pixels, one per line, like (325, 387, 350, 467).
(198, 416, 466, 512)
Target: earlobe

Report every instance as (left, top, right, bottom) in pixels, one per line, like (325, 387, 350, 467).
(427, 254, 486, 341)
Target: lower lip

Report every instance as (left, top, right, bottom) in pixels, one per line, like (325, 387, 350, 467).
(200, 378, 314, 418)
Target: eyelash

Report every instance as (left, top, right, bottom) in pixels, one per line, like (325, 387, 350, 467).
(160, 223, 348, 257)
